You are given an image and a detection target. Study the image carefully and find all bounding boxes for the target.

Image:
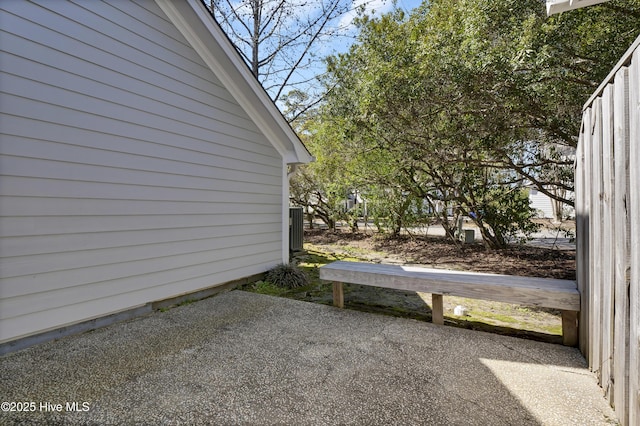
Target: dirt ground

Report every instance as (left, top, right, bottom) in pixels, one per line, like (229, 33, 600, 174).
(243, 228, 577, 345)
(303, 228, 576, 280)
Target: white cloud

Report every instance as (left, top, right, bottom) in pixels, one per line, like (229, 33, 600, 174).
(337, 0, 395, 30)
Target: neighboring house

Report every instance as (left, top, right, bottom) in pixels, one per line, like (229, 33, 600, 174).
(0, 0, 312, 351)
(529, 187, 555, 219)
(528, 187, 575, 221)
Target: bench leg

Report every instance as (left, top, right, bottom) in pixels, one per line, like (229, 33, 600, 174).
(333, 281, 344, 308)
(561, 310, 578, 347)
(432, 294, 444, 325)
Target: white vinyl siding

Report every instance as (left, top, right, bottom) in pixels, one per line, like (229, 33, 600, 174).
(0, 0, 284, 343)
(529, 189, 555, 219)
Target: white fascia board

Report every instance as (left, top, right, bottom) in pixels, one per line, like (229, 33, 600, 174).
(155, 0, 313, 165)
(546, 1, 573, 15)
(547, 0, 612, 15)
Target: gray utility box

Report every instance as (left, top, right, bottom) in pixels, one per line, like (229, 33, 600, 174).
(463, 229, 475, 244)
(289, 207, 304, 252)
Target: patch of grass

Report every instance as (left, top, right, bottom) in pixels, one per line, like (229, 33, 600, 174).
(467, 310, 521, 325)
(340, 245, 385, 258)
(294, 246, 352, 284)
(302, 243, 368, 263)
(246, 280, 288, 296)
(538, 323, 563, 335)
(464, 309, 562, 335)
(297, 248, 335, 267)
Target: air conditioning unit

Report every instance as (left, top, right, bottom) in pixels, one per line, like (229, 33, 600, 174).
(289, 207, 304, 253)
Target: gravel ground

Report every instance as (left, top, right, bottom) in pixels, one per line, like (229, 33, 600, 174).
(0, 291, 616, 425)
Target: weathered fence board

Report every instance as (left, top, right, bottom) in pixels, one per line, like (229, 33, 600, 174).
(601, 84, 615, 401)
(612, 66, 630, 423)
(628, 45, 639, 426)
(578, 35, 639, 426)
(576, 111, 590, 357)
(590, 97, 603, 379)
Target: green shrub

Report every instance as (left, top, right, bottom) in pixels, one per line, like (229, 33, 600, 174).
(265, 263, 310, 289)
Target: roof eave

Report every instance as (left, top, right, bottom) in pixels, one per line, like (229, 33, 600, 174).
(154, 0, 313, 165)
(546, 0, 612, 16)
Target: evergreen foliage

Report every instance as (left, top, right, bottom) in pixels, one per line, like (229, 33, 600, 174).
(290, 0, 640, 248)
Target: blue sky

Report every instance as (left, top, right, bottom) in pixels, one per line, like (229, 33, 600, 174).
(330, 0, 423, 54)
(213, 0, 425, 104)
(337, 0, 423, 32)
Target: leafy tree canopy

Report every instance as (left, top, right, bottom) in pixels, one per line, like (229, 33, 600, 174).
(292, 0, 639, 247)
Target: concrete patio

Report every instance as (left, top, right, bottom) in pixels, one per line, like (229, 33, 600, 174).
(1, 290, 615, 425)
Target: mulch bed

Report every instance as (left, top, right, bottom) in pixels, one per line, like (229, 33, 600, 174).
(304, 229, 575, 280)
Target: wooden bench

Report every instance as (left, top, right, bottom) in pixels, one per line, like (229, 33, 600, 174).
(319, 261, 580, 346)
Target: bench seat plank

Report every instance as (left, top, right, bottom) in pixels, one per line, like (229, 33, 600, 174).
(319, 261, 580, 311)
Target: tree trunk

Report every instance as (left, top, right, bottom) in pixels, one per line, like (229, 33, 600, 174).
(438, 211, 461, 248)
(251, 0, 260, 78)
(474, 220, 506, 249)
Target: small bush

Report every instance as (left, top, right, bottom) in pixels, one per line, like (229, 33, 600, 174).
(265, 263, 309, 289)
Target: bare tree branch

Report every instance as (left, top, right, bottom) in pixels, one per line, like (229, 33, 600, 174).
(209, 0, 353, 111)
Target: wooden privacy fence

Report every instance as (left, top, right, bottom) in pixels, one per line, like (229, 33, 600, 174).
(575, 34, 639, 426)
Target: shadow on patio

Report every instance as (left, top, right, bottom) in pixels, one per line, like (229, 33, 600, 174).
(0, 291, 615, 425)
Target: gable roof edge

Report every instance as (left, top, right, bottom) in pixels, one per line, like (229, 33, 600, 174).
(546, 0, 612, 15)
(155, 0, 313, 165)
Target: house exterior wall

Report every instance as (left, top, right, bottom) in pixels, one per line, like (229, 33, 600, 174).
(529, 189, 555, 219)
(0, 0, 285, 344)
(529, 188, 575, 220)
